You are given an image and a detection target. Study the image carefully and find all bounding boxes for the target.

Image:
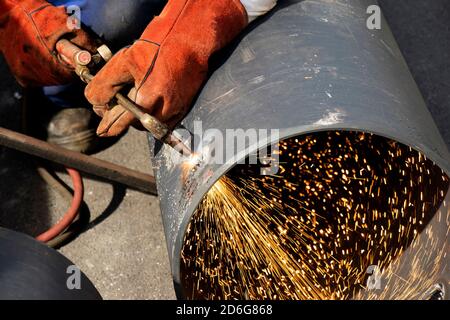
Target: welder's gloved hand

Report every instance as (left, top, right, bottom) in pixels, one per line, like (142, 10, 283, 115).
(85, 0, 248, 137)
(0, 0, 97, 87)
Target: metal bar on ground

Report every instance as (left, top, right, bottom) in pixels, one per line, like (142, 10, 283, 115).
(0, 127, 157, 195)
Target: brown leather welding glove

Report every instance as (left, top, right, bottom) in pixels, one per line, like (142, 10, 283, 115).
(84, 0, 248, 137)
(0, 0, 97, 87)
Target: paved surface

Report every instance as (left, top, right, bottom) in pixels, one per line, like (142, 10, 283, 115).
(0, 0, 449, 300)
(0, 57, 175, 299)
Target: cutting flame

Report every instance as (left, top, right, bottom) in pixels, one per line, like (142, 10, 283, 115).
(187, 152, 202, 167)
(181, 152, 203, 183)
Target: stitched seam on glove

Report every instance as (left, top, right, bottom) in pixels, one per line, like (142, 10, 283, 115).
(23, 4, 72, 70)
(136, 39, 161, 47)
(27, 3, 80, 70)
(141, 0, 189, 46)
(100, 108, 129, 135)
(135, 39, 161, 92)
(28, 4, 51, 15)
(26, 9, 54, 57)
(135, 0, 192, 91)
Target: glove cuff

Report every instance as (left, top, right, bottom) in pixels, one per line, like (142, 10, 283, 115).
(140, 0, 248, 58)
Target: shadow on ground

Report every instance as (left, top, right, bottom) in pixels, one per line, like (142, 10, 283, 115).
(0, 57, 53, 236)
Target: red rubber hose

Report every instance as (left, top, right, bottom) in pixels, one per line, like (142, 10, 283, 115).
(36, 168, 84, 243)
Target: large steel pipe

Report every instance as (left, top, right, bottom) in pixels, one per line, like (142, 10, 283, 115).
(0, 227, 101, 299)
(149, 0, 450, 299)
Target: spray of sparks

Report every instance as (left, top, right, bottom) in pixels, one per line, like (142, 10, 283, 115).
(181, 131, 449, 300)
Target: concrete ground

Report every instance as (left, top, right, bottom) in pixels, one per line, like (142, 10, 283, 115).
(0, 57, 175, 299)
(0, 0, 449, 300)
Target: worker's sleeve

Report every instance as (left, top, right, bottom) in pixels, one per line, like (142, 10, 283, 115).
(240, 0, 277, 22)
